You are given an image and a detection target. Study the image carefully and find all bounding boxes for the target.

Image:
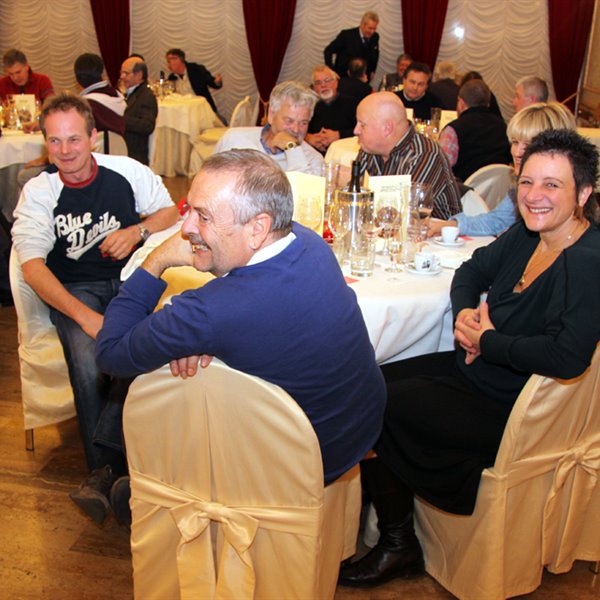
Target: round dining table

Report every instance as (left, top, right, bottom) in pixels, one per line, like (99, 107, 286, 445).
(122, 222, 494, 364)
(150, 94, 225, 178)
(0, 129, 45, 221)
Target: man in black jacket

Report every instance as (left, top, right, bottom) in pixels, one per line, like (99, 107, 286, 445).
(438, 80, 511, 181)
(324, 12, 379, 81)
(166, 48, 223, 121)
(306, 65, 358, 154)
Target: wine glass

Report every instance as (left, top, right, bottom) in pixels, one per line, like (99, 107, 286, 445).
(328, 194, 352, 265)
(296, 195, 323, 233)
(375, 192, 402, 256)
(385, 230, 403, 273)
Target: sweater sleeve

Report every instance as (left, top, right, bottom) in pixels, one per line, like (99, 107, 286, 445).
(453, 194, 518, 236)
(96, 268, 217, 377)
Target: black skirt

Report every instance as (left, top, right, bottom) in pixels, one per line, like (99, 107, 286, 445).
(376, 351, 513, 515)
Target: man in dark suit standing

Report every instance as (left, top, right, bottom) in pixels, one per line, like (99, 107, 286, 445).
(324, 11, 380, 82)
(120, 57, 158, 165)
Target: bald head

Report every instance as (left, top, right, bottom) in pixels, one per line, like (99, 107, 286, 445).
(120, 56, 147, 89)
(354, 92, 409, 159)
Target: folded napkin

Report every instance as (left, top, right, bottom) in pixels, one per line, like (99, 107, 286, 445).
(439, 252, 467, 270)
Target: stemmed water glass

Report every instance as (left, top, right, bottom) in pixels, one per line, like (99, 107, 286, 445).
(385, 230, 403, 273)
(375, 192, 402, 256)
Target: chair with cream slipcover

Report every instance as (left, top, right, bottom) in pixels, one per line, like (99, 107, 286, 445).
(189, 95, 259, 171)
(460, 189, 490, 216)
(124, 359, 362, 600)
(415, 344, 600, 600)
(9, 248, 75, 450)
(464, 163, 514, 211)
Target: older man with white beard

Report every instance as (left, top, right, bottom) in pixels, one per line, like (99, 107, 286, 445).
(305, 65, 359, 154)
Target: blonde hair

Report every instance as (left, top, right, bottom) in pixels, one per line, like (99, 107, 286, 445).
(506, 102, 576, 142)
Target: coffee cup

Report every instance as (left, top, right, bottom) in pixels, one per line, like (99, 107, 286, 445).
(414, 251, 440, 272)
(441, 226, 459, 244)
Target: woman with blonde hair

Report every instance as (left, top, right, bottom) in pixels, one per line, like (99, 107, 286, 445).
(428, 101, 577, 237)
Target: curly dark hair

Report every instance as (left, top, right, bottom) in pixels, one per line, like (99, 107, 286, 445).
(520, 128, 599, 223)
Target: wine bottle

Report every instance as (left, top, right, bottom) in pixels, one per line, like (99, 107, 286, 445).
(159, 71, 165, 98)
(348, 160, 362, 193)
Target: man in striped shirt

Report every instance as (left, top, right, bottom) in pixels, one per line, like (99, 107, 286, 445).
(354, 92, 461, 219)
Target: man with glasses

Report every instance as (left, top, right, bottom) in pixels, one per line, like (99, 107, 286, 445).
(120, 56, 157, 165)
(306, 65, 358, 154)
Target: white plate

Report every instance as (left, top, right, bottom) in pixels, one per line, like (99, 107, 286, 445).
(405, 263, 442, 276)
(433, 236, 465, 247)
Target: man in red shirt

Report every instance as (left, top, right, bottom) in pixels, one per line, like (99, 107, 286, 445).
(0, 48, 54, 101)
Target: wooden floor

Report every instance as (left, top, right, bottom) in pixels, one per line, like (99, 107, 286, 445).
(0, 176, 598, 599)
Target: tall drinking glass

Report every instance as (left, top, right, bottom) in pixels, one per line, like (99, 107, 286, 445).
(328, 194, 352, 265)
(350, 200, 380, 277)
(400, 200, 422, 267)
(410, 182, 433, 238)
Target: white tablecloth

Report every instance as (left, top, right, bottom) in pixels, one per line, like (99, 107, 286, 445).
(325, 136, 360, 167)
(0, 130, 44, 169)
(122, 223, 494, 364)
(150, 95, 224, 177)
(343, 236, 493, 363)
(0, 130, 45, 220)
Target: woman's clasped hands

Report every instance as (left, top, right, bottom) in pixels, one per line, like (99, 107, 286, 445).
(454, 301, 495, 365)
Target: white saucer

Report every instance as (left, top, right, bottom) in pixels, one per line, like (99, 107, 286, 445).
(405, 264, 442, 276)
(433, 236, 465, 247)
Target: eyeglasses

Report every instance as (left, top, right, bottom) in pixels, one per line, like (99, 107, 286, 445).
(314, 77, 334, 86)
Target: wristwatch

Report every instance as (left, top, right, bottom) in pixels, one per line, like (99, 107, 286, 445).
(284, 140, 298, 151)
(138, 223, 151, 242)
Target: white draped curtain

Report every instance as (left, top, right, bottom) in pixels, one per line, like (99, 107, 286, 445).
(1, 0, 553, 122)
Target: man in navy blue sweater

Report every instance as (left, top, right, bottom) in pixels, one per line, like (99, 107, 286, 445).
(97, 149, 385, 519)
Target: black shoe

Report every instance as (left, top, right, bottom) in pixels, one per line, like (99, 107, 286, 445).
(110, 476, 131, 528)
(338, 519, 425, 588)
(69, 465, 116, 524)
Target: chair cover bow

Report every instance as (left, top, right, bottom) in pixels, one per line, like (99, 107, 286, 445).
(131, 469, 321, 599)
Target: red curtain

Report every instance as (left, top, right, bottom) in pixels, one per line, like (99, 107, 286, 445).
(548, 0, 594, 110)
(242, 0, 297, 122)
(90, 0, 131, 88)
(401, 0, 449, 69)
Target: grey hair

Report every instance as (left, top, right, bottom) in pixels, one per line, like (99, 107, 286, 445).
(516, 76, 549, 103)
(311, 64, 338, 83)
(361, 11, 379, 24)
(200, 149, 293, 234)
(269, 80, 318, 117)
(132, 61, 148, 82)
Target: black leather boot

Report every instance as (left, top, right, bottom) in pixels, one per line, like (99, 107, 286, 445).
(338, 458, 424, 588)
